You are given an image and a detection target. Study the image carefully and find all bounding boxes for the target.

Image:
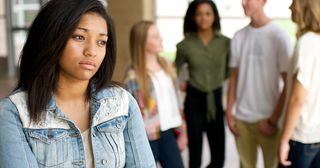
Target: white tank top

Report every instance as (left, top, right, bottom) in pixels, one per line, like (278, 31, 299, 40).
(82, 129, 94, 168)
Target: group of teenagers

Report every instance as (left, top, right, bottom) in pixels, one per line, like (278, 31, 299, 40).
(0, 0, 319, 167)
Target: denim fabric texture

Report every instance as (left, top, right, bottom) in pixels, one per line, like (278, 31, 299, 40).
(288, 140, 320, 168)
(0, 86, 156, 168)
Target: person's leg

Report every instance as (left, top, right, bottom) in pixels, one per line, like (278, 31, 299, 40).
(288, 140, 318, 168)
(206, 87, 225, 168)
(158, 129, 184, 168)
(185, 86, 206, 168)
(235, 120, 258, 168)
(149, 139, 160, 163)
(257, 125, 279, 168)
(206, 116, 225, 168)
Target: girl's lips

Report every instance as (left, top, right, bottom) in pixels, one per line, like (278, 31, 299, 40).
(79, 60, 96, 70)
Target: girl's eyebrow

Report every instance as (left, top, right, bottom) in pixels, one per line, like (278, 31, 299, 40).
(76, 27, 108, 37)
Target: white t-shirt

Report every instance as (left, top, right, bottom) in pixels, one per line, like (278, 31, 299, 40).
(284, 32, 320, 143)
(229, 21, 292, 123)
(150, 70, 182, 131)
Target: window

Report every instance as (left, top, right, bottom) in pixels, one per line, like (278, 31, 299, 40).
(156, 0, 296, 61)
(11, 0, 40, 64)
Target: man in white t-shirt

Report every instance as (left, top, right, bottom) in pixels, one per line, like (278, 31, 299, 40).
(226, 0, 292, 167)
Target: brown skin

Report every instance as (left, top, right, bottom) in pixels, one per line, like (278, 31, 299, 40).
(54, 12, 108, 132)
(194, 3, 215, 45)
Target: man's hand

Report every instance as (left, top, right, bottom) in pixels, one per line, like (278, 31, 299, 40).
(226, 112, 240, 137)
(259, 119, 277, 136)
(179, 82, 187, 91)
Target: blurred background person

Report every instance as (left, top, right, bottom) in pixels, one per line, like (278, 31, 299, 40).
(175, 0, 230, 167)
(226, 0, 292, 167)
(124, 20, 186, 168)
(279, 0, 320, 167)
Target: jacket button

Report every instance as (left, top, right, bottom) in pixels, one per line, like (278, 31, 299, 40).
(70, 132, 80, 137)
(101, 159, 108, 165)
(92, 132, 96, 137)
(116, 123, 122, 129)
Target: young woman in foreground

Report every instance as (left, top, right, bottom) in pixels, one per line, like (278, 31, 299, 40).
(0, 0, 155, 167)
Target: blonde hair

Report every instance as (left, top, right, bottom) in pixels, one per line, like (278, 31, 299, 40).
(295, 0, 320, 37)
(129, 21, 176, 107)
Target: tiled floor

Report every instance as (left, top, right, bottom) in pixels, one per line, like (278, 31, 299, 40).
(181, 128, 264, 168)
(0, 77, 263, 168)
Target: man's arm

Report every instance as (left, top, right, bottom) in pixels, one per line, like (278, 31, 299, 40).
(259, 72, 287, 136)
(226, 68, 240, 137)
(270, 72, 287, 124)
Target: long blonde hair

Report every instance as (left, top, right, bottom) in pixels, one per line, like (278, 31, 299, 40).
(294, 0, 320, 37)
(129, 21, 176, 108)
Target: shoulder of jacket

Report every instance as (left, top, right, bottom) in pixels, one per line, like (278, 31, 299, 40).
(96, 86, 129, 100)
(92, 86, 131, 125)
(8, 91, 70, 129)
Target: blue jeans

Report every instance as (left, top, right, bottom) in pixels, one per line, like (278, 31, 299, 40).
(288, 140, 320, 168)
(149, 129, 184, 168)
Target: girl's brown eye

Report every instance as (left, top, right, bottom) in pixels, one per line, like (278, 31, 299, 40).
(72, 35, 85, 41)
(98, 40, 107, 46)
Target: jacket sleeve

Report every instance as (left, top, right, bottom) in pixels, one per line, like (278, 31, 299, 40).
(0, 98, 39, 168)
(124, 93, 156, 168)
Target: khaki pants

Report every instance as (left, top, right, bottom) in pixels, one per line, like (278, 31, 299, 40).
(235, 119, 279, 168)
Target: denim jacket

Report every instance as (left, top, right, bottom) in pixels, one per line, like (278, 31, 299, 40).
(0, 86, 156, 168)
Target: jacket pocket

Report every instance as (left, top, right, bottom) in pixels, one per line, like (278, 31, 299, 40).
(96, 116, 127, 133)
(27, 128, 69, 167)
(95, 116, 127, 167)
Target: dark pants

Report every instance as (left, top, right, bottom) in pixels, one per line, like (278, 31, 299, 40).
(184, 85, 225, 168)
(149, 129, 184, 168)
(284, 140, 320, 168)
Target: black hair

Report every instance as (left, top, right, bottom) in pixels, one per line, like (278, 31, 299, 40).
(183, 0, 221, 36)
(17, 0, 116, 122)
